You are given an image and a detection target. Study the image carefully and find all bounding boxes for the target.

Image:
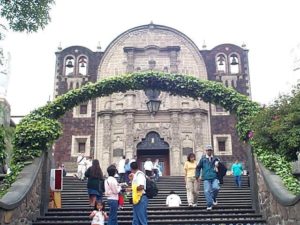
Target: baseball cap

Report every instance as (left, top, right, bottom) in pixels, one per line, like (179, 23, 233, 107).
(205, 144, 213, 150)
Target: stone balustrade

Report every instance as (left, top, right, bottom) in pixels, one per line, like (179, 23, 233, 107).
(255, 159, 300, 225)
(0, 153, 48, 225)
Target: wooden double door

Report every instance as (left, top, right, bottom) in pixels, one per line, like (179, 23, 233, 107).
(137, 149, 170, 176)
(136, 131, 170, 176)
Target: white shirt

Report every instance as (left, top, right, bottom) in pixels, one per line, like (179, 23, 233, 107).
(91, 210, 105, 225)
(153, 162, 160, 170)
(144, 160, 153, 171)
(118, 158, 126, 173)
(77, 155, 86, 165)
(133, 171, 146, 194)
(166, 194, 182, 207)
(205, 154, 219, 166)
(129, 158, 136, 164)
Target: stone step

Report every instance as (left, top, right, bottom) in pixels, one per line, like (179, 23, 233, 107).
(45, 208, 257, 215)
(32, 218, 266, 225)
(36, 214, 264, 221)
(33, 176, 265, 225)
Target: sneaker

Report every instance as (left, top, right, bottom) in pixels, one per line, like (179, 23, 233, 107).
(206, 206, 212, 211)
(192, 203, 197, 207)
(213, 198, 218, 206)
(188, 203, 193, 207)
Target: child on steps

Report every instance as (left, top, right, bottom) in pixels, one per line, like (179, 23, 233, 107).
(89, 201, 108, 225)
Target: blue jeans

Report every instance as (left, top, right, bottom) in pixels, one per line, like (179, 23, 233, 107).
(204, 179, 220, 207)
(235, 175, 242, 187)
(107, 199, 118, 225)
(132, 195, 148, 225)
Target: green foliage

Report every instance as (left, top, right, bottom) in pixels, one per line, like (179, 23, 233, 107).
(251, 84, 300, 161)
(252, 142, 300, 194)
(0, 127, 6, 162)
(4, 71, 298, 196)
(251, 84, 300, 195)
(13, 115, 61, 153)
(2, 72, 258, 195)
(0, 0, 55, 34)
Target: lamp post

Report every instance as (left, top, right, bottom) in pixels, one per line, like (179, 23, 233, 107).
(145, 89, 161, 115)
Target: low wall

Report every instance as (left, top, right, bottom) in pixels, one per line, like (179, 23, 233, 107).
(0, 153, 46, 224)
(255, 159, 300, 225)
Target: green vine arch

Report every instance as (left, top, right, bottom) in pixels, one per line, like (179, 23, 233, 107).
(15, 71, 260, 147)
(0, 71, 262, 194)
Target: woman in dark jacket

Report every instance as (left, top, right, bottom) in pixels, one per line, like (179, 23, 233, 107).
(85, 159, 104, 206)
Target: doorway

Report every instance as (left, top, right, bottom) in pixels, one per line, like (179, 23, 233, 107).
(136, 131, 170, 176)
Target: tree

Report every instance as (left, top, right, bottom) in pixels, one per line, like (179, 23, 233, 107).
(0, 0, 55, 40)
(251, 83, 300, 161)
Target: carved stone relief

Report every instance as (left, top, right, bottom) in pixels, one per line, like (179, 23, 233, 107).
(113, 115, 124, 126)
(170, 112, 180, 147)
(125, 113, 134, 149)
(182, 134, 193, 148)
(102, 115, 112, 150)
(180, 113, 192, 126)
(113, 136, 124, 149)
(133, 122, 171, 146)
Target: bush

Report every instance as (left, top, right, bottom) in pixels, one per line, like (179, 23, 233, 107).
(251, 83, 300, 194)
(251, 84, 300, 161)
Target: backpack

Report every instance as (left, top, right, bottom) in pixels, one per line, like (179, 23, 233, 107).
(145, 178, 158, 199)
(217, 162, 227, 184)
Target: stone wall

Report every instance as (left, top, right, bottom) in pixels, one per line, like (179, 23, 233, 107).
(0, 154, 46, 224)
(255, 159, 300, 225)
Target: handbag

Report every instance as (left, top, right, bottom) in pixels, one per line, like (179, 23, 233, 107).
(99, 179, 105, 193)
(132, 184, 143, 205)
(118, 193, 124, 206)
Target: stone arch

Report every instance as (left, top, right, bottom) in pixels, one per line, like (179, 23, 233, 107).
(137, 131, 169, 150)
(136, 131, 170, 175)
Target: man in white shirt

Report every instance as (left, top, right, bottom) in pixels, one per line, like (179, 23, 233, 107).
(143, 158, 153, 177)
(166, 191, 182, 207)
(76, 153, 86, 180)
(130, 161, 148, 225)
(118, 155, 126, 183)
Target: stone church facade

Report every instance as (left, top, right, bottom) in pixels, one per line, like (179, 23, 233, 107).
(53, 23, 251, 175)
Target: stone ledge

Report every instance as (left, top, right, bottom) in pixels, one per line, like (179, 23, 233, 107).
(258, 161, 300, 206)
(0, 153, 44, 210)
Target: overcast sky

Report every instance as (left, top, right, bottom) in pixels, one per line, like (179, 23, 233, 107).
(1, 0, 300, 116)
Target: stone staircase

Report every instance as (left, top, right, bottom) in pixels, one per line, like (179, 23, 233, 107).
(33, 176, 266, 225)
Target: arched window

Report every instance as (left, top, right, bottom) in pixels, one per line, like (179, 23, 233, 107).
(229, 53, 240, 74)
(216, 53, 227, 73)
(78, 55, 88, 75)
(64, 55, 75, 76)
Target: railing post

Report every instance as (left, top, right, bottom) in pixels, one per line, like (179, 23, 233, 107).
(40, 149, 51, 216)
(246, 145, 260, 213)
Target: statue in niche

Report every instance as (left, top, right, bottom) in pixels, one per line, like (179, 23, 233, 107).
(113, 136, 124, 149)
(182, 135, 193, 148)
(149, 59, 156, 70)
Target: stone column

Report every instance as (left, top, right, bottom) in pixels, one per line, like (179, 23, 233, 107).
(125, 111, 135, 159)
(170, 111, 181, 175)
(101, 112, 112, 173)
(193, 111, 203, 160)
(201, 113, 210, 147)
